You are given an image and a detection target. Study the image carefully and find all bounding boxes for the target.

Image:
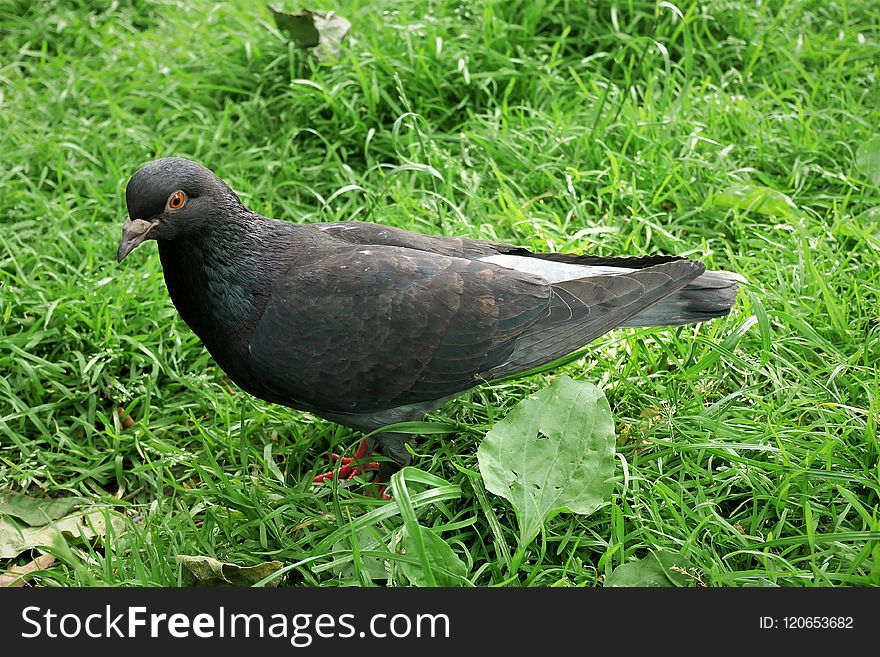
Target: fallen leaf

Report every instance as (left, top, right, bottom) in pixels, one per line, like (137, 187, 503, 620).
(477, 376, 616, 550)
(0, 492, 80, 526)
(1, 554, 56, 587)
(652, 550, 700, 586)
(328, 525, 390, 581)
(605, 551, 696, 587)
(0, 510, 126, 559)
(400, 524, 468, 587)
(176, 555, 284, 587)
(268, 5, 351, 60)
(385, 467, 466, 585)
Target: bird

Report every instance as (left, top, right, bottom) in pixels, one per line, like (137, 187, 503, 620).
(117, 157, 739, 494)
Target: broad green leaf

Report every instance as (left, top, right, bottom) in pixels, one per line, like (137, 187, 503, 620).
(856, 136, 880, 186)
(605, 551, 696, 587)
(712, 184, 800, 219)
(0, 510, 125, 559)
(476, 376, 615, 549)
(400, 524, 468, 587)
(0, 492, 79, 526)
(268, 6, 351, 60)
(605, 556, 669, 587)
(389, 467, 464, 586)
(177, 555, 284, 587)
(652, 550, 698, 586)
(328, 525, 390, 582)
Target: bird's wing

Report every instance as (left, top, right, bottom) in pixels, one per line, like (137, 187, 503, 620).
(484, 259, 704, 378)
(247, 246, 549, 413)
(312, 221, 686, 268)
(313, 223, 737, 328)
(311, 221, 513, 258)
(247, 245, 704, 413)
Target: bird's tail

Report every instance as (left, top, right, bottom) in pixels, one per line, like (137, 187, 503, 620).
(620, 269, 740, 328)
(479, 251, 741, 328)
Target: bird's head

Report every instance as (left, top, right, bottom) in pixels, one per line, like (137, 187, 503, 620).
(117, 157, 240, 262)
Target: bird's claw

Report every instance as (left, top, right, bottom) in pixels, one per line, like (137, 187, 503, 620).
(313, 451, 379, 484)
(313, 441, 390, 499)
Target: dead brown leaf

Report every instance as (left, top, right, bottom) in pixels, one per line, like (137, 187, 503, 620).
(177, 555, 284, 587)
(1, 554, 56, 587)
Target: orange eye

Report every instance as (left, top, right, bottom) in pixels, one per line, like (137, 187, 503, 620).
(167, 190, 186, 210)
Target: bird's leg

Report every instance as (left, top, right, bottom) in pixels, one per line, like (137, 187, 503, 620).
(313, 438, 380, 484)
(312, 432, 414, 501)
(368, 432, 416, 500)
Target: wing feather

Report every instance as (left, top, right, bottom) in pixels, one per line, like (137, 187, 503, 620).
(248, 241, 705, 413)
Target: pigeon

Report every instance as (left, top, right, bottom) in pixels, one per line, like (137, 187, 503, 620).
(117, 157, 739, 493)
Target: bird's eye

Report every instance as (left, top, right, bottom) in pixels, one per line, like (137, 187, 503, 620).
(167, 190, 187, 211)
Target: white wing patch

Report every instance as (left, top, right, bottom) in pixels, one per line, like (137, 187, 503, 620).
(316, 224, 358, 231)
(480, 254, 635, 283)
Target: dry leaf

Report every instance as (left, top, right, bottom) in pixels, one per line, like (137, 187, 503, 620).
(268, 5, 351, 60)
(0, 492, 80, 526)
(177, 555, 284, 587)
(0, 510, 126, 559)
(1, 554, 56, 587)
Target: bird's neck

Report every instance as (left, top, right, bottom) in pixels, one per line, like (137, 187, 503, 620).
(157, 217, 282, 352)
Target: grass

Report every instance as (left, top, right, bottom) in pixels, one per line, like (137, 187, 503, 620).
(1, 0, 878, 587)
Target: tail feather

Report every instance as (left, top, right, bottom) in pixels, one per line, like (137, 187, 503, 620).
(487, 260, 706, 377)
(621, 270, 739, 327)
(479, 253, 740, 329)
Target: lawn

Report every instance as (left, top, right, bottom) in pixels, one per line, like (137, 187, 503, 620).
(1, 0, 878, 587)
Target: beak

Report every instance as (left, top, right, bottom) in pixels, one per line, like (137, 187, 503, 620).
(117, 218, 157, 262)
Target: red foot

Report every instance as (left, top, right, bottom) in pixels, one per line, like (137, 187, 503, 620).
(312, 454, 379, 482)
(313, 440, 379, 484)
(313, 440, 392, 499)
(371, 483, 391, 501)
